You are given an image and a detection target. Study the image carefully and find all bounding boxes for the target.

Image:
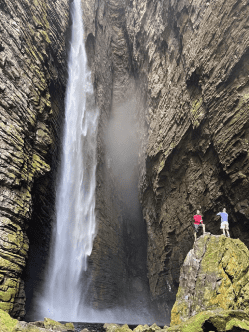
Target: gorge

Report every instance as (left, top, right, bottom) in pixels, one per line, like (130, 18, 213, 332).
(0, 0, 249, 327)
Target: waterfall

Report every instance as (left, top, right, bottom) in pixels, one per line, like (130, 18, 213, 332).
(39, 0, 98, 321)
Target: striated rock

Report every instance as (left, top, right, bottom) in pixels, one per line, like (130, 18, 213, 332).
(82, 0, 249, 319)
(138, 0, 249, 318)
(171, 234, 249, 326)
(1, 0, 249, 323)
(0, 0, 70, 318)
(82, 0, 152, 318)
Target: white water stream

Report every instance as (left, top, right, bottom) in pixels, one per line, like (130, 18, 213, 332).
(39, 0, 98, 321)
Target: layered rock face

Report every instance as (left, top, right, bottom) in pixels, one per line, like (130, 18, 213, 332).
(0, 0, 69, 318)
(171, 234, 249, 326)
(82, 0, 249, 319)
(139, 0, 249, 317)
(1, 0, 249, 324)
(82, 0, 151, 317)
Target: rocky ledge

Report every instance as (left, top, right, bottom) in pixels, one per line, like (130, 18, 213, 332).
(171, 234, 249, 325)
(0, 310, 75, 332)
(168, 234, 249, 331)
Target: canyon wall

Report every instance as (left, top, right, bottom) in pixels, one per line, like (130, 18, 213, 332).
(82, 0, 152, 320)
(0, 0, 70, 318)
(83, 0, 249, 320)
(0, 0, 249, 324)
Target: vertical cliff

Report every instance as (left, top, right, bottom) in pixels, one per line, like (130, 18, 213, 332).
(0, 0, 70, 318)
(82, 0, 152, 319)
(135, 0, 249, 318)
(82, 0, 249, 320)
(0, 0, 249, 323)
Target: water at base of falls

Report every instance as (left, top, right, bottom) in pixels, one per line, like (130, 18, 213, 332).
(37, 0, 98, 322)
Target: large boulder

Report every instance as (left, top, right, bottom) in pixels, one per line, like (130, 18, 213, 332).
(171, 234, 249, 326)
(168, 310, 249, 332)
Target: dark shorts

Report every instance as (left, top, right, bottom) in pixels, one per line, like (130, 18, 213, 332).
(194, 224, 203, 233)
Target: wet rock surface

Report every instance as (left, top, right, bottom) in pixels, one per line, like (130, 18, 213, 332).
(1, 0, 249, 325)
(0, 0, 70, 318)
(82, 0, 249, 319)
(82, 0, 152, 319)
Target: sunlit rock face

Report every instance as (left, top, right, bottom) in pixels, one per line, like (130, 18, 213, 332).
(0, 0, 70, 318)
(83, 0, 249, 319)
(171, 235, 249, 326)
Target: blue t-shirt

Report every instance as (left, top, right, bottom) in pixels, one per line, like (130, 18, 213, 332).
(217, 212, 228, 222)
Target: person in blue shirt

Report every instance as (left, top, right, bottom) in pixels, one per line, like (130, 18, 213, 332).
(217, 208, 230, 237)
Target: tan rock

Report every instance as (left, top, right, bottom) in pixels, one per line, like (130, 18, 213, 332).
(0, 0, 69, 319)
(171, 235, 249, 326)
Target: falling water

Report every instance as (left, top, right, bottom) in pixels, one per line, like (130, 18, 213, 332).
(38, 0, 98, 321)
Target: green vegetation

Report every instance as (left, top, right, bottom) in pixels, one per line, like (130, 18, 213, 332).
(190, 98, 204, 128)
(0, 309, 18, 332)
(0, 309, 75, 331)
(226, 317, 249, 330)
(168, 310, 249, 331)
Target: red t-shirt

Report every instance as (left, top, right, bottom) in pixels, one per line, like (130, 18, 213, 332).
(194, 215, 203, 225)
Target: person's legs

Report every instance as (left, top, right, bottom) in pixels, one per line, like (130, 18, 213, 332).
(194, 224, 198, 241)
(221, 223, 225, 235)
(225, 223, 230, 237)
(202, 224, 205, 234)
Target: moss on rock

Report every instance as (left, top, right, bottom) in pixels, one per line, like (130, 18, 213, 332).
(0, 308, 18, 332)
(43, 317, 74, 331)
(115, 324, 133, 332)
(171, 235, 249, 326)
(133, 325, 150, 332)
(168, 310, 249, 332)
(0, 310, 75, 332)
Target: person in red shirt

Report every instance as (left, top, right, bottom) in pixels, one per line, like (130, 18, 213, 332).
(193, 210, 205, 241)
